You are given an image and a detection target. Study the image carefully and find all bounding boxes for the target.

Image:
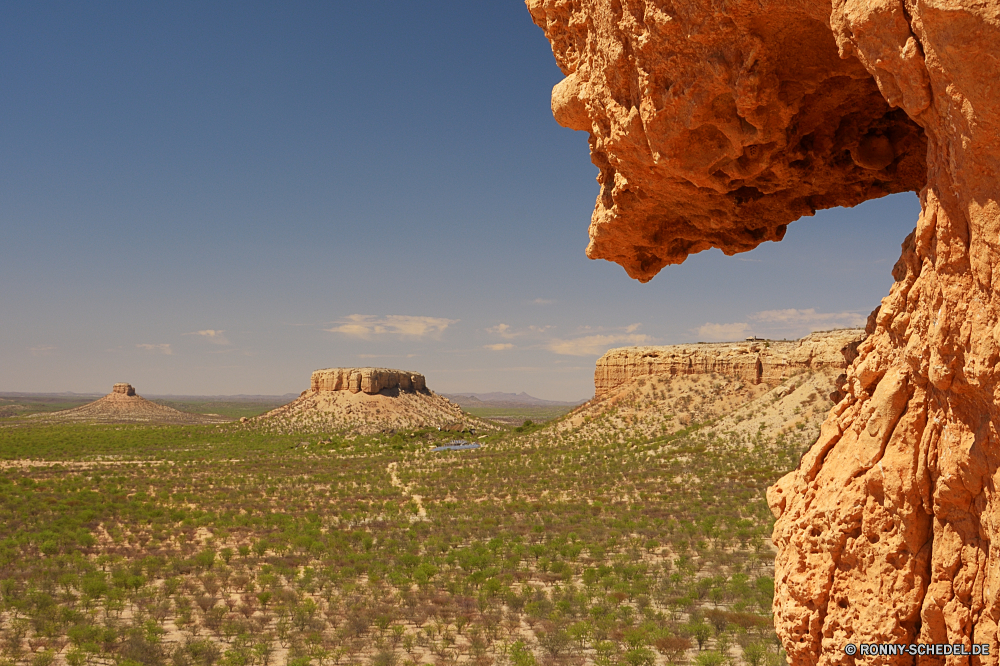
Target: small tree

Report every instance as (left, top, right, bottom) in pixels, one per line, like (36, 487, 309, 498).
(690, 621, 712, 651)
(742, 642, 767, 666)
(694, 651, 725, 666)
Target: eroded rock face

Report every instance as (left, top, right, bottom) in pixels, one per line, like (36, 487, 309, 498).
(530, 0, 1000, 663)
(112, 383, 136, 396)
(595, 329, 863, 398)
(526, 0, 927, 282)
(310, 368, 427, 395)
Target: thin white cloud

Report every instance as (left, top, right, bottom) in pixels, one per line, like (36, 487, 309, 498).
(137, 343, 172, 355)
(485, 323, 553, 339)
(28, 345, 57, 356)
(486, 323, 514, 338)
(484, 343, 513, 351)
(184, 329, 230, 345)
(749, 308, 865, 328)
(547, 333, 652, 356)
(696, 308, 866, 342)
(357, 353, 419, 359)
(326, 315, 457, 340)
(532, 298, 554, 305)
(695, 322, 752, 341)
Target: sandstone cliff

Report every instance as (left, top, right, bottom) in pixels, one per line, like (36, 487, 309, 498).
(595, 329, 863, 398)
(530, 0, 1000, 663)
(310, 368, 426, 394)
(527, 0, 926, 282)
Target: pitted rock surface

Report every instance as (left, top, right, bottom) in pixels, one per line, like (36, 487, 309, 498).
(595, 329, 863, 399)
(529, 0, 1000, 663)
(526, 0, 927, 282)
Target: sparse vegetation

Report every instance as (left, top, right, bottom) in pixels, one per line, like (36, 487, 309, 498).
(0, 371, 837, 666)
(460, 406, 578, 426)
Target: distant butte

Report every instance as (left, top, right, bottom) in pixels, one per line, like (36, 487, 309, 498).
(38, 384, 228, 424)
(255, 367, 494, 434)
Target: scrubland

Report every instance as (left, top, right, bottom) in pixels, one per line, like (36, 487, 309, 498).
(0, 374, 832, 666)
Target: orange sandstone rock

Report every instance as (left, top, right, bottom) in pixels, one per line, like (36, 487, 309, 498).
(529, 0, 1000, 663)
(526, 0, 926, 282)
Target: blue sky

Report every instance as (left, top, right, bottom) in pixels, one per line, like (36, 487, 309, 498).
(1, 2, 920, 401)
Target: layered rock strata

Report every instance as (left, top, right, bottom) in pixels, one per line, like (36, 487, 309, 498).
(530, 0, 1000, 663)
(595, 329, 863, 398)
(310, 368, 426, 394)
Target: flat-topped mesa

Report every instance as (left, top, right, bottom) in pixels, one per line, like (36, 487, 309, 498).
(595, 330, 864, 399)
(310, 368, 427, 395)
(257, 366, 487, 435)
(111, 383, 136, 396)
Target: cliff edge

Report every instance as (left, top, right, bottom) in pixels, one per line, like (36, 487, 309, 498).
(595, 330, 863, 399)
(529, 0, 1000, 663)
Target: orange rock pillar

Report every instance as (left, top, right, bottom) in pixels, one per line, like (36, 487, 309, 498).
(527, 0, 1000, 663)
(769, 2, 1000, 662)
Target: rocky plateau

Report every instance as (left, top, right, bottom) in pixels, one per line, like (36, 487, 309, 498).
(560, 331, 857, 449)
(595, 329, 864, 399)
(529, 0, 1000, 662)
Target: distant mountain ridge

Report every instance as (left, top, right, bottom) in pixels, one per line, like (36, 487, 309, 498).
(443, 392, 585, 407)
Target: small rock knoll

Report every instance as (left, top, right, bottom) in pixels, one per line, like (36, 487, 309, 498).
(39, 384, 228, 424)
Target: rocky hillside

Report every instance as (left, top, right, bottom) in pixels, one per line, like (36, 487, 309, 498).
(34, 384, 229, 424)
(254, 367, 497, 435)
(557, 331, 863, 451)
